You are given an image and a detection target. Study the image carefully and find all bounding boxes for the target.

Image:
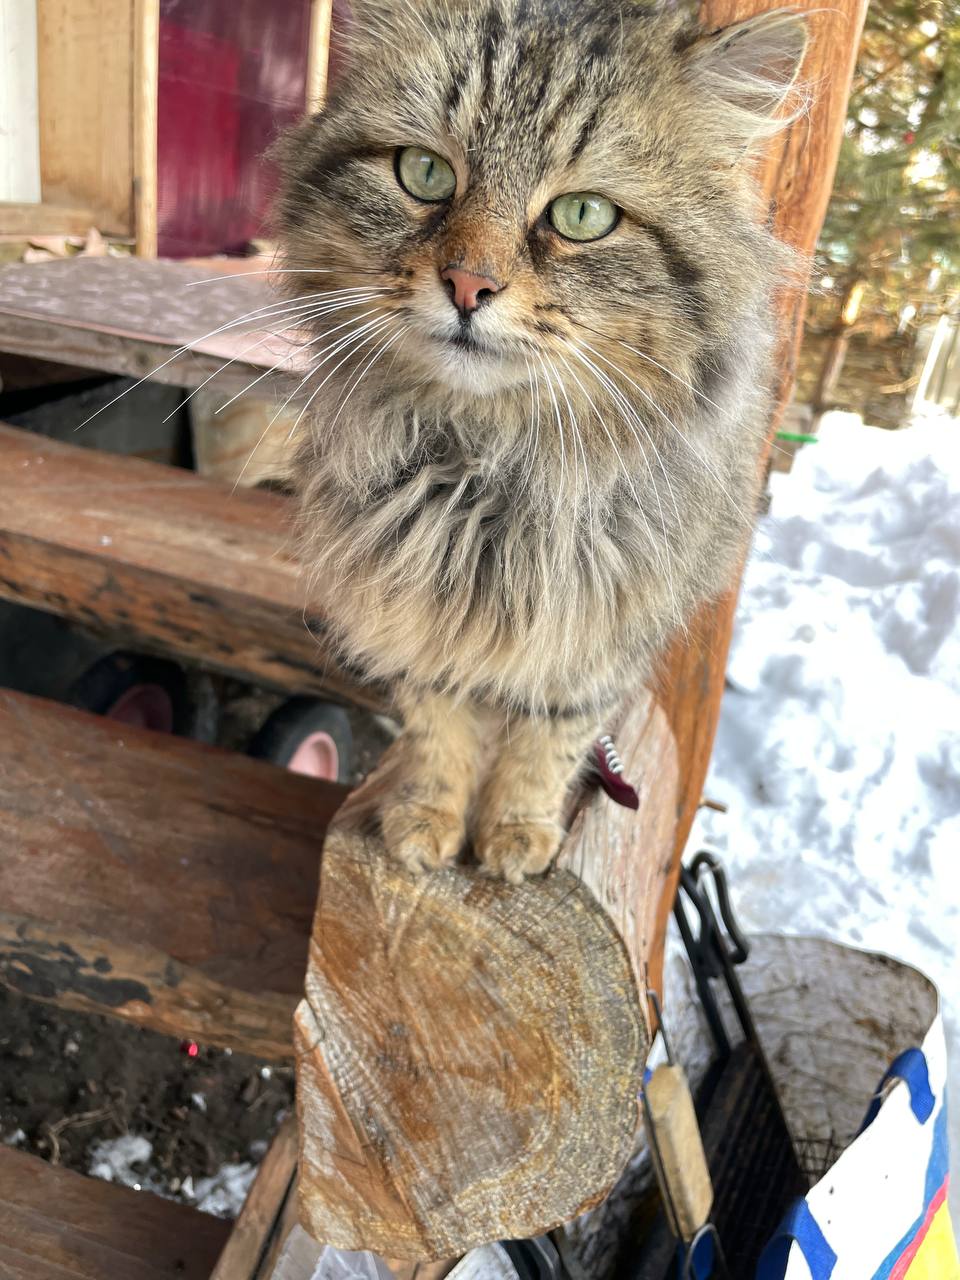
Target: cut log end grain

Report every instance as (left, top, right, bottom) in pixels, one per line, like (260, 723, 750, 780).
(294, 776, 648, 1261)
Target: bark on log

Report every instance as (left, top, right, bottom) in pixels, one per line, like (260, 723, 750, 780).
(295, 692, 678, 1259)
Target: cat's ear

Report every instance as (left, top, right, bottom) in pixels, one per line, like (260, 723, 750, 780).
(683, 9, 808, 150)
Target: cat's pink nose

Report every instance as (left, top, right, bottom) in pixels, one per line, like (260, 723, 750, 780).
(440, 266, 500, 315)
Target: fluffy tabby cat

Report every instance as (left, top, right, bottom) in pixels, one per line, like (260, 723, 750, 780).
(274, 0, 806, 881)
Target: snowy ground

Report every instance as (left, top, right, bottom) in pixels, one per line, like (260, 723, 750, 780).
(688, 407, 960, 1223)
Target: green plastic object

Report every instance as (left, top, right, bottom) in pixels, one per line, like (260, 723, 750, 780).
(776, 431, 819, 444)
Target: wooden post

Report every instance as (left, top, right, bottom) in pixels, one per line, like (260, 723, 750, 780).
(649, 0, 869, 996)
(293, 0, 869, 1262)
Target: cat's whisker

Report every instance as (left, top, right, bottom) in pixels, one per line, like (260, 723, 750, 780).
(164, 292, 389, 424)
(241, 311, 393, 480)
(283, 313, 398, 446)
(73, 290, 379, 432)
(213, 299, 389, 417)
(232, 311, 394, 491)
(519, 357, 540, 492)
(576, 317, 791, 456)
(185, 268, 386, 287)
(328, 323, 408, 432)
(562, 343, 682, 623)
(533, 352, 568, 534)
(576, 338, 755, 531)
(548, 354, 595, 560)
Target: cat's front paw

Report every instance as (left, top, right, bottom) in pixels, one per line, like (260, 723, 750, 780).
(474, 819, 563, 884)
(380, 791, 466, 875)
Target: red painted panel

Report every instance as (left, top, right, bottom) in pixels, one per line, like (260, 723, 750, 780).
(157, 0, 312, 258)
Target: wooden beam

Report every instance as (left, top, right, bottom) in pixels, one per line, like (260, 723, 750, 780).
(305, 0, 334, 113)
(0, 1144, 230, 1280)
(295, 689, 678, 1259)
(0, 423, 379, 706)
(0, 689, 346, 1056)
(133, 0, 160, 257)
(649, 0, 869, 994)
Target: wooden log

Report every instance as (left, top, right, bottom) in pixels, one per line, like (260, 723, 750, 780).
(0, 688, 346, 1056)
(294, 689, 678, 1260)
(0, 422, 380, 706)
(649, 0, 870, 993)
(0, 1144, 230, 1280)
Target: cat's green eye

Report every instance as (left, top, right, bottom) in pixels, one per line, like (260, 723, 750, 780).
(396, 147, 456, 202)
(548, 192, 619, 242)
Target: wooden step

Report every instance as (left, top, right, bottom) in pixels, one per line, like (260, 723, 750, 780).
(0, 688, 347, 1058)
(0, 1144, 231, 1280)
(0, 257, 294, 394)
(0, 422, 379, 706)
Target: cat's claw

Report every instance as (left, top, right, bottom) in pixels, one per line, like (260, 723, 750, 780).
(475, 821, 562, 884)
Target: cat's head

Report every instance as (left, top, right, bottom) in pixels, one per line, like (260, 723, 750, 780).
(275, 0, 806, 418)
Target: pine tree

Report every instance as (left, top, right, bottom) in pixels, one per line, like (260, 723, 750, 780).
(805, 1, 960, 417)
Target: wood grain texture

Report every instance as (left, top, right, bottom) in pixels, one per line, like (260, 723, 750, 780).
(0, 258, 300, 392)
(649, 0, 868, 993)
(0, 1144, 230, 1280)
(211, 1118, 299, 1279)
(0, 688, 346, 1055)
(0, 423, 379, 705)
(306, 0, 334, 112)
(35, 0, 135, 234)
(294, 686, 679, 1260)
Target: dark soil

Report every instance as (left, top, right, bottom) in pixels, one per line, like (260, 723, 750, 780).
(0, 984, 294, 1214)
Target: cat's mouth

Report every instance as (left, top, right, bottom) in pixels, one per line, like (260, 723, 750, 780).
(446, 330, 489, 354)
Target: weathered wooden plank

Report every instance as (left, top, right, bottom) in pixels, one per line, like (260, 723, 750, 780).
(649, 0, 869, 993)
(0, 257, 299, 392)
(211, 1118, 299, 1280)
(0, 1144, 231, 1280)
(0, 423, 379, 705)
(0, 689, 346, 1056)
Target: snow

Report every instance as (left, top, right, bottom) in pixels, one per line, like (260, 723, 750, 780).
(89, 1134, 155, 1189)
(87, 1134, 257, 1218)
(689, 408, 960, 1223)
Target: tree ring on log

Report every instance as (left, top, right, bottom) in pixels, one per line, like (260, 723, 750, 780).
(294, 779, 648, 1261)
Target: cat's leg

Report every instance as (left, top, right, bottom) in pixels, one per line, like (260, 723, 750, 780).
(377, 690, 488, 874)
(472, 711, 600, 883)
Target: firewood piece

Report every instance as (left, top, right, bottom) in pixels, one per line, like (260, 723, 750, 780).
(294, 688, 680, 1261)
